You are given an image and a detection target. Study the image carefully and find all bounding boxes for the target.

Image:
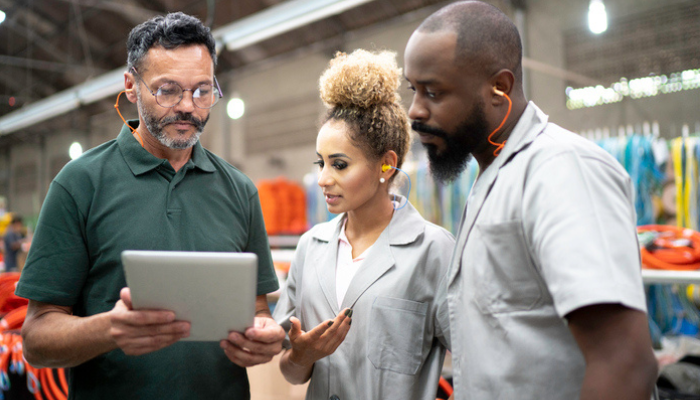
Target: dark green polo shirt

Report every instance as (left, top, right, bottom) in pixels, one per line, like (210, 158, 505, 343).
(16, 121, 279, 400)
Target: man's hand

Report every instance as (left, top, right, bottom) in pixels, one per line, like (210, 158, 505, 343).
(286, 308, 352, 368)
(220, 316, 286, 367)
(109, 287, 190, 356)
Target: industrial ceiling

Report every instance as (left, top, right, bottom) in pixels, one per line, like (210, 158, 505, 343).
(0, 0, 449, 146)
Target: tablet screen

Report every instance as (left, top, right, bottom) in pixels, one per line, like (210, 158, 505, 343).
(122, 250, 258, 341)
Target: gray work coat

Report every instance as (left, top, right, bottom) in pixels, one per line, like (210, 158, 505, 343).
(273, 200, 454, 400)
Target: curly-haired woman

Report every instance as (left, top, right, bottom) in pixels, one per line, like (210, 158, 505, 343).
(273, 49, 455, 400)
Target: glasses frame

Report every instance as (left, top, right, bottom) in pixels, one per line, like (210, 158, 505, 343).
(130, 67, 223, 109)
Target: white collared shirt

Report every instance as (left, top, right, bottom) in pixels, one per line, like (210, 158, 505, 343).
(336, 219, 372, 308)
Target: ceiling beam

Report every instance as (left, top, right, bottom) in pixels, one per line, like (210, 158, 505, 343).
(0, 55, 107, 74)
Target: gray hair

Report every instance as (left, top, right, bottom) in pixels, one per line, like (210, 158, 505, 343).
(126, 12, 217, 72)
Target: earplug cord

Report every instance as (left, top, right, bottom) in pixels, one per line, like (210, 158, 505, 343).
(386, 165, 411, 211)
(114, 90, 145, 147)
(487, 92, 512, 157)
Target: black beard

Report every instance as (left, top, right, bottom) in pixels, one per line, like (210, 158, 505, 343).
(413, 101, 489, 183)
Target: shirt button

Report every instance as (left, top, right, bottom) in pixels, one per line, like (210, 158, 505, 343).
(330, 396, 340, 400)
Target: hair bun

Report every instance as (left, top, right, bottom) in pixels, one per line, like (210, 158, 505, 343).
(319, 49, 401, 109)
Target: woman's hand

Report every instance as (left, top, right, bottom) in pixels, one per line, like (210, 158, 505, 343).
(287, 308, 353, 367)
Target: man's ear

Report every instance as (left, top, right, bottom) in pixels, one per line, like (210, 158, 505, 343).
(490, 69, 515, 104)
(123, 73, 137, 104)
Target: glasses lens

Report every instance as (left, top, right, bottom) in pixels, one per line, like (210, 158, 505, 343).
(156, 83, 182, 107)
(193, 85, 219, 109)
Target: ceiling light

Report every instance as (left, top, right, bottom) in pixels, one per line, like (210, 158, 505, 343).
(69, 142, 83, 160)
(227, 98, 245, 120)
(0, 10, 5, 25)
(588, 0, 608, 34)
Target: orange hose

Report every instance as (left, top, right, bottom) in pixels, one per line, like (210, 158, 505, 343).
(0, 305, 28, 332)
(40, 368, 56, 400)
(438, 376, 453, 398)
(46, 367, 67, 400)
(638, 225, 700, 270)
(58, 368, 68, 395)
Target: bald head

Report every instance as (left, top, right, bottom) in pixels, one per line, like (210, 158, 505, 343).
(418, 1, 522, 84)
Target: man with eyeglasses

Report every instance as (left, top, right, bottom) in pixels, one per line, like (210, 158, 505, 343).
(16, 12, 285, 399)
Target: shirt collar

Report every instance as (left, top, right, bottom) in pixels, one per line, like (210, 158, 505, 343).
(312, 195, 426, 246)
(117, 120, 216, 176)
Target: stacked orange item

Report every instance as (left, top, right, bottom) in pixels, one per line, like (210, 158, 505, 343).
(0, 272, 28, 314)
(258, 178, 307, 236)
(638, 225, 700, 270)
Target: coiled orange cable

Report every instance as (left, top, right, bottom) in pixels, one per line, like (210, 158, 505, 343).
(638, 225, 700, 270)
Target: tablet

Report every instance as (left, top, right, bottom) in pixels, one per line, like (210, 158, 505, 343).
(121, 250, 258, 342)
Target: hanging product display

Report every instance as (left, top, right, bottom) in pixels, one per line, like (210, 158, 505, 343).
(598, 130, 700, 344)
(596, 134, 666, 225)
(670, 136, 700, 230)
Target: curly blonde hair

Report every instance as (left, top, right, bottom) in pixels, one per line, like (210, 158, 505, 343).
(319, 49, 410, 171)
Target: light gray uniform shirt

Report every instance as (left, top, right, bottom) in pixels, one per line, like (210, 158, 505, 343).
(274, 200, 454, 400)
(448, 102, 647, 399)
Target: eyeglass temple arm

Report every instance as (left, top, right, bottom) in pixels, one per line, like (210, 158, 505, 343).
(214, 76, 223, 99)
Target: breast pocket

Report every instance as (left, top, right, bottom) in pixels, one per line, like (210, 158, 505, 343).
(367, 296, 428, 375)
(472, 220, 543, 314)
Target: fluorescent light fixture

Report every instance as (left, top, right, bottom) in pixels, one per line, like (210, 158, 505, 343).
(0, 10, 6, 25)
(566, 68, 700, 110)
(76, 68, 126, 105)
(69, 142, 83, 160)
(227, 98, 245, 120)
(219, 0, 375, 51)
(588, 0, 608, 34)
(0, 68, 124, 135)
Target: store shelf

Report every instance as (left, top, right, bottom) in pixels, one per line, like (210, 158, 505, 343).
(268, 235, 300, 248)
(271, 249, 295, 263)
(642, 269, 700, 285)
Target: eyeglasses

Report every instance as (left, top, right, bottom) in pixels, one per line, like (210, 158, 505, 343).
(131, 67, 222, 109)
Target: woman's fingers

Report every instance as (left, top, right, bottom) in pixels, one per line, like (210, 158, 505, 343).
(322, 310, 352, 350)
(287, 309, 354, 365)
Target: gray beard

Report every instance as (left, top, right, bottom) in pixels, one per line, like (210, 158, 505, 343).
(136, 89, 205, 149)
